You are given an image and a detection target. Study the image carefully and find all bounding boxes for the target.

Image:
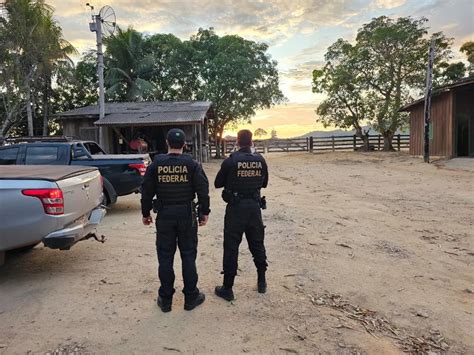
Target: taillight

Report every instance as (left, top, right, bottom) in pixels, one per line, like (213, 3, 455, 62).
(22, 189, 64, 215)
(129, 163, 146, 176)
(100, 175, 104, 187)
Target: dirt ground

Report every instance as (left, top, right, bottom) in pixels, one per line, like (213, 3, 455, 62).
(1, 152, 473, 354)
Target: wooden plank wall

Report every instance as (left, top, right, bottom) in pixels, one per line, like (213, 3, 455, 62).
(409, 91, 454, 157)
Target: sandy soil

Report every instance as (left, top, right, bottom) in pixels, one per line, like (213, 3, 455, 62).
(1, 152, 473, 354)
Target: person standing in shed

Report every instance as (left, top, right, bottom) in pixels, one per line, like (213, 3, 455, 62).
(141, 128, 210, 312)
(214, 129, 269, 301)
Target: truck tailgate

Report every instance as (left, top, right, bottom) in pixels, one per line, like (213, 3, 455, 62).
(56, 169, 103, 227)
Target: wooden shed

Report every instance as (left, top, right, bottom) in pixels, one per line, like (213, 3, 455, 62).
(56, 101, 213, 162)
(401, 78, 474, 158)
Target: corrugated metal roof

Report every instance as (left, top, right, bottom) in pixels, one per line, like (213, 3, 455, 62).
(56, 101, 212, 126)
(95, 110, 207, 126)
(400, 77, 474, 112)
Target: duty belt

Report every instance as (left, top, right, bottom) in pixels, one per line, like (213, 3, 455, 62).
(236, 192, 260, 199)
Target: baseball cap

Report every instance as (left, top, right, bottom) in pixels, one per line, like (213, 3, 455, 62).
(167, 128, 186, 148)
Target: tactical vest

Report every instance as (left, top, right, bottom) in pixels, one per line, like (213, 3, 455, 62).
(228, 151, 265, 195)
(154, 154, 195, 205)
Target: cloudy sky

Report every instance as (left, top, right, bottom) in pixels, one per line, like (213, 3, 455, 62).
(48, 0, 473, 137)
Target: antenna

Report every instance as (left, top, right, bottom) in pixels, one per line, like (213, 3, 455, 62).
(88, 3, 117, 147)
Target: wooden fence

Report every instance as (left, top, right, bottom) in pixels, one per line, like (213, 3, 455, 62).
(209, 134, 409, 155)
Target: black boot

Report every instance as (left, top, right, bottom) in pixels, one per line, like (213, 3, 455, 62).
(184, 292, 206, 311)
(257, 271, 267, 294)
(157, 296, 172, 313)
(215, 286, 235, 301)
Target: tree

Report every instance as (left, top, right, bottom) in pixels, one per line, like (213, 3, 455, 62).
(189, 28, 285, 157)
(144, 33, 200, 101)
(2, 0, 54, 136)
(52, 52, 99, 114)
(355, 16, 453, 150)
(460, 41, 474, 76)
(0, 19, 23, 138)
(0, 0, 75, 138)
(312, 39, 374, 150)
(104, 27, 155, 101)
(254, 128, 268, 138)
(435, 61, 466, 87)
(270, 128, 278, 139)
(36, 12, 76, 135)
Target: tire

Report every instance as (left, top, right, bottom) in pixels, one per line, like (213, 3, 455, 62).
(102, 189, 110, 206)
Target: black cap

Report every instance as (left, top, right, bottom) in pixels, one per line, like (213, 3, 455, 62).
(167, 128, 186, 148)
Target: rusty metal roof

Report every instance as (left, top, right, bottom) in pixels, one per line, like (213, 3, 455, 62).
(400, 77, 474, 112)
(56, 101, 212, 126)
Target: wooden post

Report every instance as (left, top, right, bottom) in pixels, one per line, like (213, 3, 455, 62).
(397, 134, 401, 151)
(424, 39, 435, 163)
(378, 135, 381, 151)
(306, 137, 309, 152)
(264, 140, 268, 154)
(353, 135, 356, 151)
(332, 136, 335, 152)
(309, 136, 314, 153)
(221, 139, 226, 157)
(197, 124, 202, 163)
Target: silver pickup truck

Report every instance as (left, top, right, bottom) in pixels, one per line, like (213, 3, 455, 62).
(0, 165, 106, 265)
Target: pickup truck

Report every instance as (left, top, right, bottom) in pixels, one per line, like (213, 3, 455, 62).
(0, 165, 106, 266)
(0, 138, 150, 205)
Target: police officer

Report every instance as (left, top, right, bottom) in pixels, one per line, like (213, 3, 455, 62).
(141, 128, 210, 312)
(214, 129, 269, 301)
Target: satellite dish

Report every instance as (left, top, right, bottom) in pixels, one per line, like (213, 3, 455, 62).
(99, 5, 116, 37)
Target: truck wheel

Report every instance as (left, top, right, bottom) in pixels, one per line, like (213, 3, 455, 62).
(102, 189, 110, 206)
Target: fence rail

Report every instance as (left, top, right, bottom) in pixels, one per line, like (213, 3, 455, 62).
(209, 134, 409, 155)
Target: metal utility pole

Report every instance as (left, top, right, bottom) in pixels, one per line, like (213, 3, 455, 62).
(95, 14, 105, 147)
(423, 39, 435, 163)
(87, 3, 116, 148)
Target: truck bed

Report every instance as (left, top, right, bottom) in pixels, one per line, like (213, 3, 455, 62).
(0, 165, 98, 181)
(0, 165, 105, 257)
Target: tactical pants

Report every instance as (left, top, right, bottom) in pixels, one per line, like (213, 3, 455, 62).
(155, 205, 199, 302)
(222, 199, 267, 288)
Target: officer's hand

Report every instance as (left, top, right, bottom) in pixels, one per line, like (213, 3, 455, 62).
(142, 216, 153, 225)
(199, 215, 209, 226)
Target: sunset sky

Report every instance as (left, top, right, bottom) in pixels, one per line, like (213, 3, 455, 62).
(48, 0, 473, 138)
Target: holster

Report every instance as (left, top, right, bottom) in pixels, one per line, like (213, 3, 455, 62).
(222, 189, 239, 205)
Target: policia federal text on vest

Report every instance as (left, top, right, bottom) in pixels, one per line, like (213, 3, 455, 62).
(214, 131, 269, 302)
(141, 128, 210, 313)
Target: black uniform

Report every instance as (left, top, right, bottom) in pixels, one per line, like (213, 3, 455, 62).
(141, 153, 210, 303)
(215, 147, 268, 288)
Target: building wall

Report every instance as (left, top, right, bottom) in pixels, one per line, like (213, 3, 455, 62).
(61, 117, 97, 140)
(409, 91, 454, 157)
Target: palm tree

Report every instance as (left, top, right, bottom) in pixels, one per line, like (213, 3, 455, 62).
(1, 0, 75, 136)
(3, 0, 51, 136)
(36, 11, 77, 135)
(105, 27, 155, 101)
